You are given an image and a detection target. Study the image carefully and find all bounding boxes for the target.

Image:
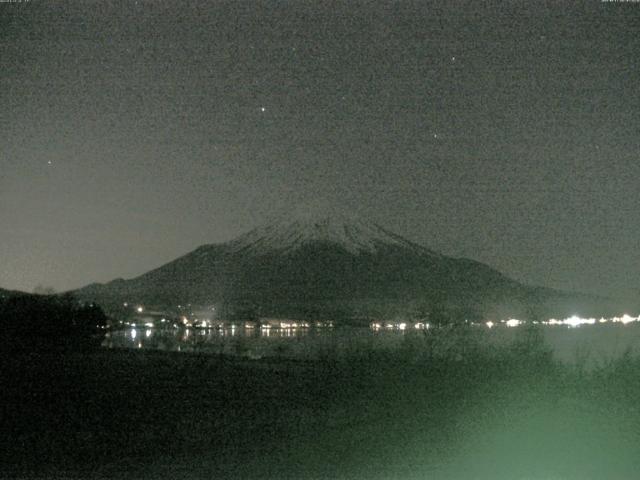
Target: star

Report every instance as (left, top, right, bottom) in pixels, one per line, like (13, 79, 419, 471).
(260, 107, 266, 112)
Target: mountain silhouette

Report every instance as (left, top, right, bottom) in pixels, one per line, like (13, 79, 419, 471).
(75, 214, 613, 322)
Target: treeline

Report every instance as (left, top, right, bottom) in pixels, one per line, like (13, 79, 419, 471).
(0, 292, 107, 353)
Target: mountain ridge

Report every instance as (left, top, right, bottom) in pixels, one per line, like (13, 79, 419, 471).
(224, 214, 440, 257)
(75, 215, 617, 322)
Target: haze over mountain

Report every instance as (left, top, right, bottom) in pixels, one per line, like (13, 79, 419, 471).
(76, 214, 615, 323)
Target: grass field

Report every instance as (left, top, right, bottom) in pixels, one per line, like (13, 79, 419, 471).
(3, 326, 640, 479)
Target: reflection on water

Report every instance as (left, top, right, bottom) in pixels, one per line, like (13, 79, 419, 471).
(104, 325, 326, 359)
(102, 322, 640, 365)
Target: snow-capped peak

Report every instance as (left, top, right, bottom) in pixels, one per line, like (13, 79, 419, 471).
(226, 212, 436, 255)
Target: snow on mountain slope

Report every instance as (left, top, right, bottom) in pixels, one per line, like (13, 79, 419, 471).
(225, 212, 439, 256)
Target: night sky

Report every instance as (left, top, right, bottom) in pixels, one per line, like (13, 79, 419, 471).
(1, 1, 639, 299)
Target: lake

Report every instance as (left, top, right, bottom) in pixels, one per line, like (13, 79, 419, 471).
(102, 321, 640, 367)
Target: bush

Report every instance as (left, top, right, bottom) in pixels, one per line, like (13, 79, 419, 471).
(0, 293, 107, 353)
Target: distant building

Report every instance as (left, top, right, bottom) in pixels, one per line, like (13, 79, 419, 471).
(258, 318, 311, 329)
(127, 310, 176, 327)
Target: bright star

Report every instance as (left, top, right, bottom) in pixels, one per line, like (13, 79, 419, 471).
(260, 107, 266, 112)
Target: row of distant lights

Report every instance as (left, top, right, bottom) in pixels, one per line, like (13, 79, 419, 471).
(130, 305, 330, 329)
(127, 306, 325, 331)
(487, 314, 640, 329)
(371, 315, 640, 331)
(130, 305, 639, 330)
(371, 322, 428, 331)
(125, 319, 327, 330)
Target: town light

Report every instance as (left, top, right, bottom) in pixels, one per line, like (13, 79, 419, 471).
(505, 319, 521, 328)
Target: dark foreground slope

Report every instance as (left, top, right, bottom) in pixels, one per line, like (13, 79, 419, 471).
(3, 330, 640, 480)
(76, 216, 616, 321)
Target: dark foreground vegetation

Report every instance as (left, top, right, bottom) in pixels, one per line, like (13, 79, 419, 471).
(2, 324, 640, 479)
(0, 292, 107, 352)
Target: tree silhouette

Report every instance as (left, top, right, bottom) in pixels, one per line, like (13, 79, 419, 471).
(0, 292, 107, 352)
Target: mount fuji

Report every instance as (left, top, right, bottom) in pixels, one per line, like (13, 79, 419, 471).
(75, 213, 609, 322)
